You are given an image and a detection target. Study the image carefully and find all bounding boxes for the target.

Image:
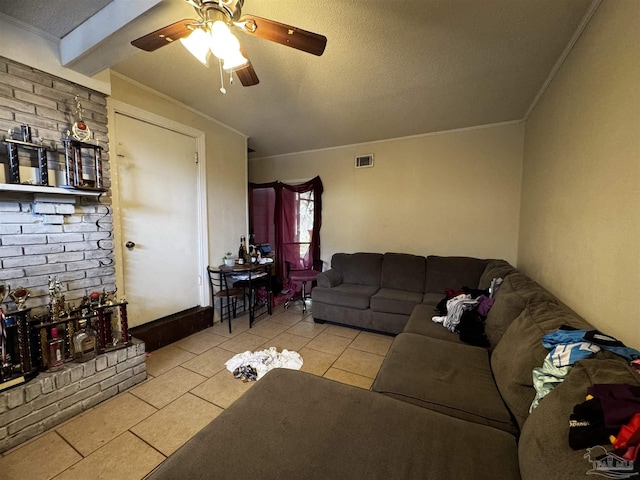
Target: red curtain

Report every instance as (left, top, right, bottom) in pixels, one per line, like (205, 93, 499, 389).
(249, 176, 323, 281)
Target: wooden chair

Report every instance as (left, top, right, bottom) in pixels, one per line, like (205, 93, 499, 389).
(207, 266, 245, 333)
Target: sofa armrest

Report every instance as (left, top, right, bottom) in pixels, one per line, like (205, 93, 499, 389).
(317, 269, 343, 288)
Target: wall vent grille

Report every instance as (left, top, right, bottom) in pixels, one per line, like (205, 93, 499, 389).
(355, 154, 374, 168)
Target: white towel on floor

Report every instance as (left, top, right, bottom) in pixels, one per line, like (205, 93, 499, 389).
(225, 347, 303, 380)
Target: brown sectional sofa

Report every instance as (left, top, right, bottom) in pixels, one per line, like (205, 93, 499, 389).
(148, 253, 640, 480)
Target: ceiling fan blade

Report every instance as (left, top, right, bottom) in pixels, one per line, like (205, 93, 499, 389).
(237, 15, 327, 56)
(235, 61, 260, 86)
(131, 19, 196, 52)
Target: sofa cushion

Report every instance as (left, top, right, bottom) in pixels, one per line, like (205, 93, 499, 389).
(372, 333, 517, 435)
(424, 256, 489, 294)
(403, 304, 465, 344)
(491, 302, 593, 431)
(518, 357, 640, 480)
(422, 291, 444, 306)
(331, 252, 383, 286)
(149, 369, 521, 480)
(312, 284, 379, 310)
(484, 271, 558, 349)
(370, 288, 423, 315)
(478, 259, 516, 290)
(380, 253, 426, 293)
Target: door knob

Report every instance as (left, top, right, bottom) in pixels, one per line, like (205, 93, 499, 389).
(125, 241, 136, 249)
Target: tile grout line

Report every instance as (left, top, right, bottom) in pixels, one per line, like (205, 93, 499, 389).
(127, 429, 167, 461)
(188, 390, 228, 411)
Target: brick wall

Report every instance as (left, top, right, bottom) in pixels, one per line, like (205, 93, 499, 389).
(0, 57, 149, 455)
(0, 339, 146, 453)
(0, 56, 115, 309)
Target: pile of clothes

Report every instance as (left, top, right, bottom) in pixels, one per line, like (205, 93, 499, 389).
(529, 325, 640, 464)
(570, 384, 640, 465)
(431, 278, 502, 347)
(225, 346, 303, 382)
(530, 327, 640, 411)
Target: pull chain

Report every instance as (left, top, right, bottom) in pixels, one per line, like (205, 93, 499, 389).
(219, 59, 226, 94)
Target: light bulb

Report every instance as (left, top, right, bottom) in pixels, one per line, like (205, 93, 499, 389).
(222, 51, 248, 70)
(210, 21, 235, 59)
(179, 28, 211, 65)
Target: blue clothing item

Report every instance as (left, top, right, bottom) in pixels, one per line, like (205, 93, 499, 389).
(542, 329, 600, 367)
(542, 328, 592, 347)
(584, 331, 640, 362)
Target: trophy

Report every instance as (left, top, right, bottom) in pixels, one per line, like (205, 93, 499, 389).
(67, 95, 92, 142)
(9, 286, 30, 311)
(0, 283, 6, 306)
(48, 276, 66, 321)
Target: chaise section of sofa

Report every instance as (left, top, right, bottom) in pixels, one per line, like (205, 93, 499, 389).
(147, 369, 521, 480)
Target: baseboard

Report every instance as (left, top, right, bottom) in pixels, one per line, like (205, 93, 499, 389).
(129, 306, 213, 352)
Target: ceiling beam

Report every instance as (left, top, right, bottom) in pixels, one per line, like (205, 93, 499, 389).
(0, 14, 111, 94)
(59, 0, 188, 76)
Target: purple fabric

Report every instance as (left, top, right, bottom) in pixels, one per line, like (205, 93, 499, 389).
(289, 270, 320, 283)
(249, 177, 323, 280)
(588, 384, 640, 429)
(477, 295, 495, 317)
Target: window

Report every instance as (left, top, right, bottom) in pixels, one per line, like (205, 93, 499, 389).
(249, 176, 323, 280)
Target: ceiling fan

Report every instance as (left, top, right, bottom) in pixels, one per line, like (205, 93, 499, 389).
(131, 0, 327, 90)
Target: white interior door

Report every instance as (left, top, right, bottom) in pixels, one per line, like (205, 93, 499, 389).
(115, 112, 201, 327)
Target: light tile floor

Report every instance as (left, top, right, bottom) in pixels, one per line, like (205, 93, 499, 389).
(0, 303, 393, 480)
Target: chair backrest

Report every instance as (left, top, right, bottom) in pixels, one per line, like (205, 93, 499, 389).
(207, 266, 230, 300)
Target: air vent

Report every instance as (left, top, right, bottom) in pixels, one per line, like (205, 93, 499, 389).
(355, 154, 374, 168)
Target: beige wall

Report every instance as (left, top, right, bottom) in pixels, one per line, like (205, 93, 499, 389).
(519, 1, 640, 348)
(250, 122, 524, 267)
(109, 74, 248, 270)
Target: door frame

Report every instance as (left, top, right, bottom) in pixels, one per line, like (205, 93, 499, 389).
(108, 100, 209, 315)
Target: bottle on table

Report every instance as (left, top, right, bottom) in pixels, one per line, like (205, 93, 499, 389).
(238, 236, 246, 264)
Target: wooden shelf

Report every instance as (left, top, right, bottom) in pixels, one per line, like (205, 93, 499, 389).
(0, 183, 104, 196)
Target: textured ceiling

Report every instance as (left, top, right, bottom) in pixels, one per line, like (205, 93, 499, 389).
(0, 0, 112, 38)
(0, 0, 595, 158)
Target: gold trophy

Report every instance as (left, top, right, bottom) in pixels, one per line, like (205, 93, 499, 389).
(9, 286, 30, 311)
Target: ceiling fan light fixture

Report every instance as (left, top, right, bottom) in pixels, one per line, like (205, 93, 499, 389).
(208, 20, 247, 69)
(222, 50, 248, 70)
(179, 27, 211, 65)
(210, 21, 237, 57)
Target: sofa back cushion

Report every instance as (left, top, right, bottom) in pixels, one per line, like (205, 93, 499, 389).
(478, 259, 516, 290)
(518, 356, 639, 480)
(424, 256, 489, 293)
(380, 253, 426, 293)
(484, 271, 557, 348)
(331, 253, 383, 286)
(490, 302, 593, 430)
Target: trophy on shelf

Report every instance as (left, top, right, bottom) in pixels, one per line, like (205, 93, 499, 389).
(9, 286, 30, 311)
(48, 276, 66, 322)
(67, 95, 92, 142)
